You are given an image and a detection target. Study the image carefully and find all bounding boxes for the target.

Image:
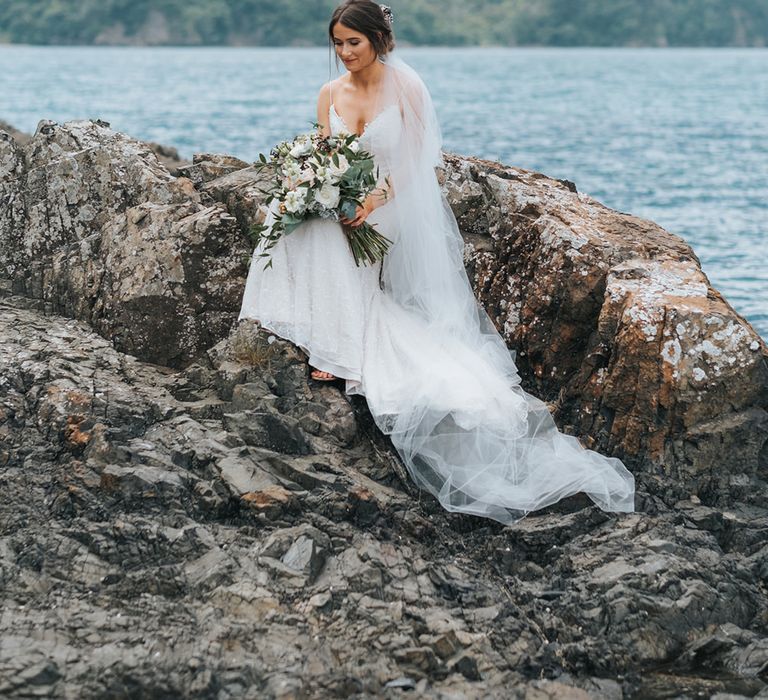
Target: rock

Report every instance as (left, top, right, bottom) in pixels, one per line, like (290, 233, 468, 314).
(222, 410, 312, 455)
(0, 119, 251, 367)
(522, 680, 591, 700)
(241, 485, 299, 517)
(142, 140, 190, 174)
(3, 119, 765, 499)
(2, 121, 768, 699)
(447, 652, 481, 680)
(0, 120, 33, 145)
(177, 152, 252, 188)
(393, 646, 439, 673)
(216, 451, 283, 496)
(281, 535, 327, 581)
(440, 154, 768, 505)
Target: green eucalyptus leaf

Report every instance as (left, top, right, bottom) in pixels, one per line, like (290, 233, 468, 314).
(340, 200, 358, 219)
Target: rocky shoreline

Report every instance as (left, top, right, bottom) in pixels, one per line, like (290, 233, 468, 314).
(1, 118, 767, 698)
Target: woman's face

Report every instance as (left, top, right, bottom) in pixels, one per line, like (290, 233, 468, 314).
(332, 22, 377, 71)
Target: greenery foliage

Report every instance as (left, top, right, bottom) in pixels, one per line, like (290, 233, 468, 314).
(0, 0, 766, 47)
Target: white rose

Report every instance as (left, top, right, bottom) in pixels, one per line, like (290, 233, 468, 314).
(284, 189, 308, 214)
(289, 138, 313, 159)
(314, 181, 340, 210)
(328, 154, 350, 181)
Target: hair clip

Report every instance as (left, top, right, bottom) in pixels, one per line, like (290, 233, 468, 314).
(379, 4, 394, 25)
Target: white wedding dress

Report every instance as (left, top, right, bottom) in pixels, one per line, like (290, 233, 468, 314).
(239, 57, 635, 524)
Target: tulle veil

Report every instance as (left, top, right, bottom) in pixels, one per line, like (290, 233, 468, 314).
(352, 52, 636, 523)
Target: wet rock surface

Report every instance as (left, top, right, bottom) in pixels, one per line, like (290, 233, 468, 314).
(1, 119, 768, 698)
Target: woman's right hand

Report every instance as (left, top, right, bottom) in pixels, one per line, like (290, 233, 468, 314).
(341, 196, 376, 228)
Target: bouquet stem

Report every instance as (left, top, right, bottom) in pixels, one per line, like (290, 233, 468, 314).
(342, 223, 393, 267)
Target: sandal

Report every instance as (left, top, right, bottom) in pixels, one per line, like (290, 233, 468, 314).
(310, 368, 337, 382)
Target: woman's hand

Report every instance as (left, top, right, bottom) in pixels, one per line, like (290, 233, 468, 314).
(340, 195, 376, 228)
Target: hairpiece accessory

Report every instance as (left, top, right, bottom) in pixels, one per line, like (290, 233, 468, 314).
(379, 4, 394, 25)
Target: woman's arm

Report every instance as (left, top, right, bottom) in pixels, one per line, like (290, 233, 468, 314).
(316, 82, 332, 138)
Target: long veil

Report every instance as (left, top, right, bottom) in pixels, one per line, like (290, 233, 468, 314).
(360, 52, 636, 523)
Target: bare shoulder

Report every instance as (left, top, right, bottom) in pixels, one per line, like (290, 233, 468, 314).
(317, 80, 332, 106)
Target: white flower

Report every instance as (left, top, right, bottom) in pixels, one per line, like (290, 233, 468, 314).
(284, 189, 308, 214)
(314, 181, 340, 210)
(289, 138, 313, 159)
(328, 154, 350, 181)
(347, 140, 360, 154)
(299, 165, 315, 185)
(283, 159, 301, 180)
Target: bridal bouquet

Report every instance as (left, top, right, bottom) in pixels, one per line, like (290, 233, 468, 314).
(249, 127, 392, 268)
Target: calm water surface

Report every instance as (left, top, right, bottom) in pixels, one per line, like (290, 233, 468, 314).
(1, 46, 766, 337)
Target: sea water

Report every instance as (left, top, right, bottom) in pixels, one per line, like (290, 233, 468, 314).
(1, 46, 765, 338)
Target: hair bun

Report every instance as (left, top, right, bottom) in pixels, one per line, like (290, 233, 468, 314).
(379, 4, 394, 25)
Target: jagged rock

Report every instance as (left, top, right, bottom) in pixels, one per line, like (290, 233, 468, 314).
(202, 144, 768, 504)
(176, 152, 252, 188)
(223, 410, 312, 455)
(439, 154, 768, 505)
(2, 119, 766, 499)
(2, 119, 768, 698)
(0, 119, 250, 367)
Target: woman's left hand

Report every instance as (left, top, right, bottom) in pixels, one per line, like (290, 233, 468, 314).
(341, 196, 375, 228)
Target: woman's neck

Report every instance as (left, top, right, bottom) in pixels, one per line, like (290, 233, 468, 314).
(347, 59, 386, 91)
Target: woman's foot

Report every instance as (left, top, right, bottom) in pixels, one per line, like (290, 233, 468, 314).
(310, 368, 337, 382)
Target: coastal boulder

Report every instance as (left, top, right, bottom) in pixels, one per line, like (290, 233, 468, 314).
(1, 119, 766, 503)
(0, 119, 250, 367)
(440, 155, 768, 505)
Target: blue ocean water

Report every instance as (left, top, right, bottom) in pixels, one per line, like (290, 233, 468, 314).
(1, 46, 766, 338)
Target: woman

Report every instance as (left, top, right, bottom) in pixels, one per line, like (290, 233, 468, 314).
(239, 0, 636, 524)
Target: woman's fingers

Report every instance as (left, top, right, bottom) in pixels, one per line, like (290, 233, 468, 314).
(341, 207, 365, 227)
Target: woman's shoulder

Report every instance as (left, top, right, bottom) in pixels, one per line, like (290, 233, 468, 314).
(317, 75, 349, 101)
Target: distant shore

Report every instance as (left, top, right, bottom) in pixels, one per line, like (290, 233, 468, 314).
(1, 41, 766, 49)
(1, 0, 766, 49)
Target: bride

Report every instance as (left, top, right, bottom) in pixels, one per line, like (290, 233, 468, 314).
(239, 0, 636, 524)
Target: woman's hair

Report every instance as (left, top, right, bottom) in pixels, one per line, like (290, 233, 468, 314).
(328, 1, 396, 58)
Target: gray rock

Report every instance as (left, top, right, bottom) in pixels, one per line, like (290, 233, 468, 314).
(2, 121, 768, 699)
(0, 119, 251, 367)
(439, 154, 768, 505)
(281, 535, 327, 582)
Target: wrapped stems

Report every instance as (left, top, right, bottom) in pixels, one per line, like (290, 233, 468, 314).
(342, 222, 393, 267)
